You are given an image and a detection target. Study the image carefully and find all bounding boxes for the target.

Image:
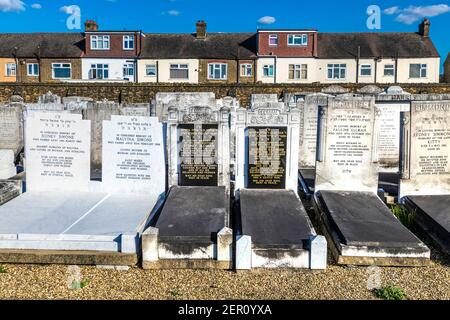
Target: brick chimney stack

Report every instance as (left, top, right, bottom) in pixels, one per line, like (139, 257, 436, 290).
(419, 18, 430, 37)
(196, 20, 207, 39)
(85, 20, 99, 32)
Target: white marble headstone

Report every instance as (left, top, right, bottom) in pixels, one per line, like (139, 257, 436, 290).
(399, 101, 450, 198)
(375, 102, 410, 172)
(25, 112, 91, 192)
(102, 116, 165, 196)
(315, 97, 379, 194)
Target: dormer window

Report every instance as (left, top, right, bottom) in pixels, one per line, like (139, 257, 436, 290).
(91, 35, 110, 50)
(123, 35, 135, 50)
(269, 34, 278, 46)
(288, 34, 308, 46)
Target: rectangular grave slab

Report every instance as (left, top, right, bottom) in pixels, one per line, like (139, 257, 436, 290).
(236, 189, 324, 269)
(404, 195, 450, 256)
(143, 186, 230, 269)
(0, 113, 166, 265)
(234, 102, 324, 269)
(0, 181, 21, 206)
(314, 190, 430, 266)
(0, 191, 160, 262)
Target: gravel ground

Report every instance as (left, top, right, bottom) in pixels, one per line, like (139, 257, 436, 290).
(0, 248, 448, 300)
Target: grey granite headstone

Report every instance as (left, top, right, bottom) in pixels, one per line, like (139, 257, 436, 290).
(84, 99, 120, 171)
(0, 106, 23, 156)
(298, 93, 330, 168)
(63, 96, 93, 112)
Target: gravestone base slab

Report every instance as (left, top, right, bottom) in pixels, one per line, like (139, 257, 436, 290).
(142, 186, 229, 269)
(143, 259, 231, 270)
(404, 195, 450, 256)
(298, 168, 315, 199)
(313, 191, 430, 266)
(0, 191, 161, 264)
(0, 249, 137, 266)
(236, 189, 322, 269)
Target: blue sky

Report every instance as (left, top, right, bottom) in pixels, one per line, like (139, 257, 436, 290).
(0, 0, 449, 70)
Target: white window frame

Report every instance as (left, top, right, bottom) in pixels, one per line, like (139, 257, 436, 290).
(208, 63, 227, 80)
(360, 64, 372, 76)
(288, 34, 308, 46)
(51, 63, 72, 79)
(288, 64, 308, 80)
(123, 35, 135, 50)
(89, 64, 109, 80)
(123, 63, 135, 78)
(384, 64, 395, 77)
(5, 63, 16, 77)
(409, 63, 427, 78)
(240, 63, 252, 77)
(145, 64, 157, 77)
(27, 63, 39, 76)
(169, 63, 189, 79)
(327, 64, 347, 80)
(263, 64, 274, 77)
(269, 34, 278, 46)
(90, 35, 110, 50)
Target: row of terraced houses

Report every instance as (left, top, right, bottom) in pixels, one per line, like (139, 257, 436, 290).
(0, 19, 443, 84)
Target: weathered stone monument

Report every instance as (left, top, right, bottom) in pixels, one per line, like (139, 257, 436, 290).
(400, 100, 450, 255)
(0, 105, 23, 157)
(298, 93, 331, 197)
(63, 96, 93, 112)
(120, 103, 150, 117)
(142, 103, 232, 269)
(233, 100, 326, 269)
(0, 181, 21, 206)
(152, 92, 216, 121)
(38, 91, 62, 104)
(84, 99, 120, 175)
(0, 150, 17, 180)
(0, 112, 166, 266)
(313, 96, 430, 266)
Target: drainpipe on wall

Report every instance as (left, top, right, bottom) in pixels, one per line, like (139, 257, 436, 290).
(394, 52, 399, 84)
(374, 57, 378, 83)
(356, 46, 360, 84)
(274, 56, 277, 84)
(156, 60, 159, 84)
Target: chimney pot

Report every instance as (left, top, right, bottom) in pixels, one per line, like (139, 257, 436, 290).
(85, 20, 99, 32)
(196, 20, 207, 39)
(419, 18, 430, 37)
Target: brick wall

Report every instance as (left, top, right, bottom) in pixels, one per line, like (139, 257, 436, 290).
(198, 59, 257, 84)
(1, 82, 450, 107)
(17, 58, 82, 83)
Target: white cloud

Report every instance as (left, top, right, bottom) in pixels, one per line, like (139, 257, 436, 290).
(383, 6, 399, 15)
(258, 16, 276, 24)
(167, 10, 180, 16)
(31, 3, 42, 9)
(0, 0, 25, 12)
(60, 5, 78, 14)
(386, 4, 450, 25)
